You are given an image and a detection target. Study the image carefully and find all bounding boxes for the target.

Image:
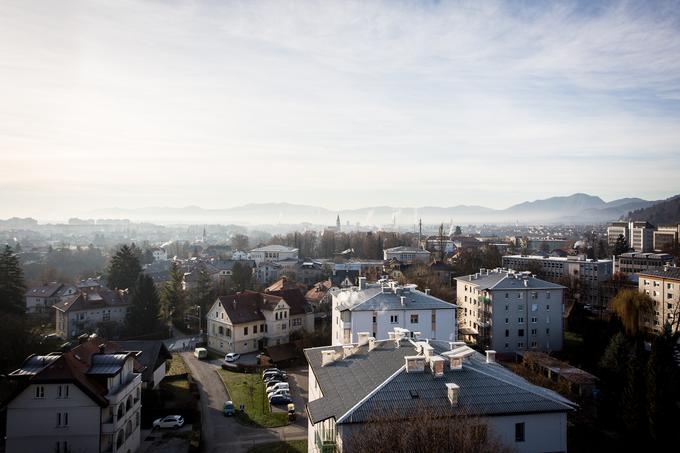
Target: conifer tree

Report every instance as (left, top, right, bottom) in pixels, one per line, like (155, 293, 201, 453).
(0, 245, 26, 315)
(160, 261, 186, 323)
(107, 245, 142, 290)
(125, 273, 162, 337)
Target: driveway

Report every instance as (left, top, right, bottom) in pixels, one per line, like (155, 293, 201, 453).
(181, 352, 307, 453)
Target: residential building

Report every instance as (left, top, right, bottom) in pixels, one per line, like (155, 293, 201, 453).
(306, 333, 575, 453)
(383, 246, 431, 265)
(639, 267, 680, 334)
(5, 339, 143, 453)
(151, 247, 167, 261)
(249, 245, 299, 264)
(117, 341, 172, 389)
(295, 261, 329, 286)
(630, 221, 655, 252)
(333, 260, 385, 280)
(607, 221, 631, 248)
(456, 268, 565, 353)
(616, 252, 674, 275)
(421, 235, 456, 254)
(451, 236, 483, 250)
(305, 280, 333, 311)
(53, 289, 129, 339)
(265, 278, 315, 334)
(525, 237, 568, 252)
(502, 254, 612, 307)
(206, 291, 291, 355)
(653, 225, 680, 252)
(429, 260, 454, 285)
(331, 278, 456, 345)
(254, 261, 282, 285)
(25, 283, 78, 314)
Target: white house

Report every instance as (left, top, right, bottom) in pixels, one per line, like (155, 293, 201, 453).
(53, 289, 129, 339)
(25, 283, 78, 314)
(455, 268, 565, 353)
(331, 278, 457, 345)
(305, 332, 575, 453)
(151, 248, 167, 261)
(5, 340, 143, 453)
(249, 245, 299, 264)
(383, 246, 431, 265)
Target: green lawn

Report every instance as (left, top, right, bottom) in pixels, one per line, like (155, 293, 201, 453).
(217, 369, 288, 428)
(247, 440, 307, 453)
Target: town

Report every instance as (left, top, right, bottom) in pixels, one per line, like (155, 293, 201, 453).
(1, 200, 679, 452)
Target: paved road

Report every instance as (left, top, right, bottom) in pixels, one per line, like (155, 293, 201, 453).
(181, 352, 307, 453)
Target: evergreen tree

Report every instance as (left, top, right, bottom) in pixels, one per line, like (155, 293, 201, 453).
(646, 325, 679, 442)
(107, 245, 142, 290)
(0, 245, 26, 315)
(160, 261, 185, 323)
(189, 268, 215, 330)
(621, 340, 647, 440)
(231, 262, 253, 292)
(125, 273, 162, 337)
(454, 225, 462, 236)
(613, 234, 628, 256)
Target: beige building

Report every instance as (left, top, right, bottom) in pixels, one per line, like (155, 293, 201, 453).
(653, 225, 680, 252)
(5, 340, 143, 453)
(383, 246, 431, 265)
(639, 267, 680, 334)
(53, 288, 129, 339)
(249, 245, 299, 264)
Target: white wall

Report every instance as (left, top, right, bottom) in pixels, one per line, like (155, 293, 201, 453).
(486, 412, 568, 453)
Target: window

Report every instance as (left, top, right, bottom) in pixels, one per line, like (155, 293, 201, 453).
(531, 317, 537, 323)
(546, 328, 550, 334)
(517, 342, 524, 348)
(505, 293, 509, 299)
(103, 310, 110, 321)
(546, 304, 550, 311)
(253, 325, 257, 334)
(226, 328, 231, 338)
(517, 317, 524, 323)
(515, 422, 525, 442)
(517, 293, 522, 299)
(518, 304, 524, 310)
(531, 341, 537, 348)
(504, 304, 509, 311)
(518, 329, 524, 337)
(56, 412, 69, 427)
(282, 323, 287, 330)
(35, 385, 45, 399)
(260, 324, 265, 332)
(57, 385, 69, 399)
(284, 312, 287, 319)
(293, 318, 302, 326)
(531, 303, 538, 312)
(55, 441, 68, 453)
(410, 314, 419, 324)
(505, 318, 509, 324)
(546, 291, 551, 299)
(372, 315, 377, 323)
(390, 315, 399, 324)
(218, 326, 224, 335)
(505, 329, 509, 337)
(530, 292, 537, 299)
(531, 328, 537, 335)
(504, 343, 509, 349)
(244, 327, 248, 336)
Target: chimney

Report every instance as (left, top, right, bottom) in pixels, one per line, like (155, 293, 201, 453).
(98, 344, 106, 354)
(430, 356, 445, 377)
(413, 331, 422, 340)
(400, 296, 405, 307)
(321, 350, 336, 366)
(422, 343, 434, 358)
(485, 350, 496, 364)
(446, 383, 460, 406)
(357, 332, 370, 346)
(368, 337, 377, 351)
(449, 341, 465, 351)
(358, 277, 367, 290)
(342, 344, 354, 359)
(425, 288, 431, 295)
(404, 356, 426, 373)
(388, 332, 396, 340)
(449, 356, 463, 370)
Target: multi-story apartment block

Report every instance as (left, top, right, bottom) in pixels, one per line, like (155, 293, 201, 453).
(455, 269, 565, 353)
(206, 290, 300, 354)
(53, 288, 129, 339)
(607, 221, 656, 252)
(249, 245, 299, 264)
(5, 340, 143, 453)
(25, 282, 78, 314)
(330, 278, 456, 345)
(653, 225, 680, 252)
(607, 221, 630, 247)
(305, 334, 575, 453)
(639, 267, 680, 334)
(616, 252, 674, 275)
(502, 254, 612, 307)
(383, 246, 431, 265)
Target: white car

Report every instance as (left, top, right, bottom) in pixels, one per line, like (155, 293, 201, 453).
(268, 389, 291, 400)
(266, 382, 290, 394)
(224, 353, 241, 362)
(153, 415, 184, 429)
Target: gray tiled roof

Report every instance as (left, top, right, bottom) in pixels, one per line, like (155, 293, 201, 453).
(333, 286, 455, 312)
(639, 267, 680, 280)
(455, 270, 565, 290)
(306, 339, 574, 425)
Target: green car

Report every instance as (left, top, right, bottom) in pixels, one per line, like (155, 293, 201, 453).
(223, 401, 235, 417)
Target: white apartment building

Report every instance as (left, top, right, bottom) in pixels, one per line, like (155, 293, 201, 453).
(305, 335, 574, 453)
(383, 246, 431, 265)
(502, 255, 612, 307)
(331, 278, 457, 345)
(616, 252, 674, 275)
(249, 245, 299, 264)
(456, 268, 565, 353)
(639, 267, 680, 334)
(607, 221, 656, 252)
(53, 289, 129, 339)
(5, 340, 143, 453)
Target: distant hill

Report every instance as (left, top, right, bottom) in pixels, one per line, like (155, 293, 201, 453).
(627, 195, 680, 225)
(87, 193, 667, 225)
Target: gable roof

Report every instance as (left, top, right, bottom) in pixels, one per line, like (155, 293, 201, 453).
(305, 339, 574, 425)
(266, 279, 312, 316)
(53, 288, 129, 312)
(333, 284, 455, 312)
(116, 341, 172, 383)
(25, 282, 65, 298)
(455, 270, 565, 291)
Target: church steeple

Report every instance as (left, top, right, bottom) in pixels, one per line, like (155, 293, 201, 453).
(336, 214, 341, 228)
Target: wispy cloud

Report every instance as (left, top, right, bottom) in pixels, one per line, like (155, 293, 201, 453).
(1, 0, 679, 218)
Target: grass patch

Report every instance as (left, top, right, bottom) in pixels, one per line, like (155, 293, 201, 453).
(247, 440, 307, 453)
(167, 353, 189, 376)
(217, 369, 288, 428)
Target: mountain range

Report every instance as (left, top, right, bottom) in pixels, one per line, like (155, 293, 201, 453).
(87, 193, 665, 225)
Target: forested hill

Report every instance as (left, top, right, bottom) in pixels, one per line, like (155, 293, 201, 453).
(627, 194, 680, 224)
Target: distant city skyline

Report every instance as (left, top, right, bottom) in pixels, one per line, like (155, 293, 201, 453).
(2, 0, 680, 219)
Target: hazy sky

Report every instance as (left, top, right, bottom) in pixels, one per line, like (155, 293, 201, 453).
(2, 0, 680, 219)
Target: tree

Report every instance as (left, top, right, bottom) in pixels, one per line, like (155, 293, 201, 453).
(231, 234, 249, 251)
(609, 289, 654, 336)
(107, 245, 142, 290)
(613, 234, 628, 256)
(160, 261, 186, 323)
(0, 245, 26, 315)
(125, 273, 162, 337)
(646, 326, 679, 442)
(230, 262, 253, 292)
(189, 268, 215, 330)
(454, 225, 462, 236)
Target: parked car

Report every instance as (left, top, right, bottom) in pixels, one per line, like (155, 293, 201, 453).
(270, 394, 293, 405)
(153, 415, 185, 429)
(263, 371, 287, 382)
(193, 348, 208, 359)
(262, 368, 282, 377)
(224, 353, 241, 362)
(266, 382, 290, 393)
(267, 389, 291, 399)
(223, 401, 235, 416)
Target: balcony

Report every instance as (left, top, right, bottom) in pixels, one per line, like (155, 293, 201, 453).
(315, 431, 336, 453)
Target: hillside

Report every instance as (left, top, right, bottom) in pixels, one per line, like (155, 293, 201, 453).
(627, 195, 680, 224)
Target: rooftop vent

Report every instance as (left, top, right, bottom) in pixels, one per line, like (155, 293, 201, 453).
(357, 332, 371, 346)
(449, 356, 463, 370)
(421, 343, 434, 358)
(400, 296, 405, 306)
(430, 356, 445, 377)
(342, 344, 354, 359)
(446, 383, 460, 406)
(368, 337, 377, 351)
(321, 350, 336, 367)
(425, 288, 431, 295)
(388, 332, 396, 340)
(485, 350, 496, 364)
(358, 277, 367, 290)
(405, 356, 426, 373)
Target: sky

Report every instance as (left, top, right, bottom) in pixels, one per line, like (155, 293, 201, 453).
(1, 0, 680, 220)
